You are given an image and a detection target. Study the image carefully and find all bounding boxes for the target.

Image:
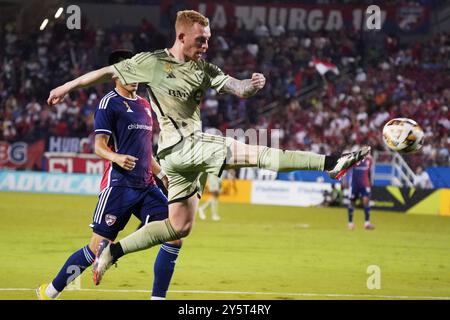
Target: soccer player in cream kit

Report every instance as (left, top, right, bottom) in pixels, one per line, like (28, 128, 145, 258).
(47, 10, 370, 285)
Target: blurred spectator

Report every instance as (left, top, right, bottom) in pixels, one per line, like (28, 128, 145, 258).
(323, 183, 344, 207)
(413, 166, 433, 189)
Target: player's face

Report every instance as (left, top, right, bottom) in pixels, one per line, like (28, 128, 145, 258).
(124, 83, 138, 93)
(115, 77, 138, 94)
(183, 23, 211, 61)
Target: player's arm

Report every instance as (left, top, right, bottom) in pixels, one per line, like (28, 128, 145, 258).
(47, 66, 115, 105)
(221, 73, 266, 98)
(151, 158, 168, 189)
(94, 133, 138, 171)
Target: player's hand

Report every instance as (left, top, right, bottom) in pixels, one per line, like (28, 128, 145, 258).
(47, 84, 69, 106)
(251, 73, 266, 90)
(113, 154, 139, 171)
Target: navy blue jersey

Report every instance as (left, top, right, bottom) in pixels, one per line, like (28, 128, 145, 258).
(348, 155, 373, 189)
(94, 89, 155, 190)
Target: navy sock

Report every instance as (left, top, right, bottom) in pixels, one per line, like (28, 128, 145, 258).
(348, 206, 354, 223)
(152, 242, 181, 299)
(51, 245, 95, 292)
(364, 205, 370, 223)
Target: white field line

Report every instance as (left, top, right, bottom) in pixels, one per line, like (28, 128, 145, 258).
(1, 288, 450, 300)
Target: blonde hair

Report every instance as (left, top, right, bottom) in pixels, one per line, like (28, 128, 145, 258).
(175, 10, 209, 33)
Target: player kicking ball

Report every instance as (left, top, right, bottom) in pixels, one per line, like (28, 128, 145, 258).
(47, 10, 370, 285)
(37, 50, 181, 300)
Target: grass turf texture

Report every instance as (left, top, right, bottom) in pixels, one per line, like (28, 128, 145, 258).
(0, 192, 449, 300)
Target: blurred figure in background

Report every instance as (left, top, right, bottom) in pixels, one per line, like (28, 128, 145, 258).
(346, 151, 375, 231)
(323, 183, 344, 207)
(414, 166, 433, 189)
(198, 173, 222, 221)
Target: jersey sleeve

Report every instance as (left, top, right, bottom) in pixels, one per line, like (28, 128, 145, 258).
(112, 52, 156, 85)
(204, 62, 231, 92)
(94, 100, 115, 135)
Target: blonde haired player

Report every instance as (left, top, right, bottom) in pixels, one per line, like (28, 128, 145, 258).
(47, 10, 370, 285)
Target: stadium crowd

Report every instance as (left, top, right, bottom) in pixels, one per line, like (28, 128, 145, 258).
(1, 11, 449, 168)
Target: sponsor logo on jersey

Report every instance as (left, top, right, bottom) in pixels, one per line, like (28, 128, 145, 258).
(127, 123, 152, 131)
(164, 63, 176, 78)
(123, 101, 133, 113)
(168, 89, 190, 99)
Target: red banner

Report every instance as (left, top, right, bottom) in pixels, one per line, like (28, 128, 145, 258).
(43, 153, 105, 174)
(0, 140, 45, 170)
(161, 1, 430, 34)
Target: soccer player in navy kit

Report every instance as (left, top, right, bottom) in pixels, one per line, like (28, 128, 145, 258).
(347, 152, 375, 230)
(37, 50, 182, 300)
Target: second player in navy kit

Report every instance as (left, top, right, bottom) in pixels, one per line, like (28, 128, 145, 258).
(91, 85, 167, 238)
(37, 50, 182, 300)
(347, 152, 375, 231)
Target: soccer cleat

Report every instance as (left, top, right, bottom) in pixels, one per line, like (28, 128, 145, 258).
(212, 214, 221, 221)
(198, 208, 206, 220)
(348, 223, 355, 230)
(92, 239, 114, 286)
(364, 223, 375, 230)
(36, 284, 53, 300)
(327, 146, 371, 180)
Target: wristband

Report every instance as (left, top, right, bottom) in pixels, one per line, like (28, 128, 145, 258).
(157, 170, 166, 179)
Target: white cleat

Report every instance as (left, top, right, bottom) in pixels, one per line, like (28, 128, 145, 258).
(92, 239, 114, 286)
(328, 146, 371, 180)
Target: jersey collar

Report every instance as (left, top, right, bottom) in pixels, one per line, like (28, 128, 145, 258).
(113, 88, 138, 101)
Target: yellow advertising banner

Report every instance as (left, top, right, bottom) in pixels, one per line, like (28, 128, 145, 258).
(440, 189, 450, 216)
(201, 179, 251, 204)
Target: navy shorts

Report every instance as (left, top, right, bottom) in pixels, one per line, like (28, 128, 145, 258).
(90, 185, 168, 240)
(350, 185, 371, 201)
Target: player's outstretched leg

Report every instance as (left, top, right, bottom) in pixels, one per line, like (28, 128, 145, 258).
(327, 146, 371, 180)
(255, 144, 371, 180)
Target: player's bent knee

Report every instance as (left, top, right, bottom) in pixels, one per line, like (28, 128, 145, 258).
(167, 239, 183, 247)
(168, 217, 192, 238)
(173, 222, 193, 238)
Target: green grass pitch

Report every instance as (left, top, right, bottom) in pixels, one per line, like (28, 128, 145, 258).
(0, 192, 449, 300)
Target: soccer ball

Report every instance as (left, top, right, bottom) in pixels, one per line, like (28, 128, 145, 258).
(382, 118, 424, 153)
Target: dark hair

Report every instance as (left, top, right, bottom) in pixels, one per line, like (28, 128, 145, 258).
(108, 49, 134, 65)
